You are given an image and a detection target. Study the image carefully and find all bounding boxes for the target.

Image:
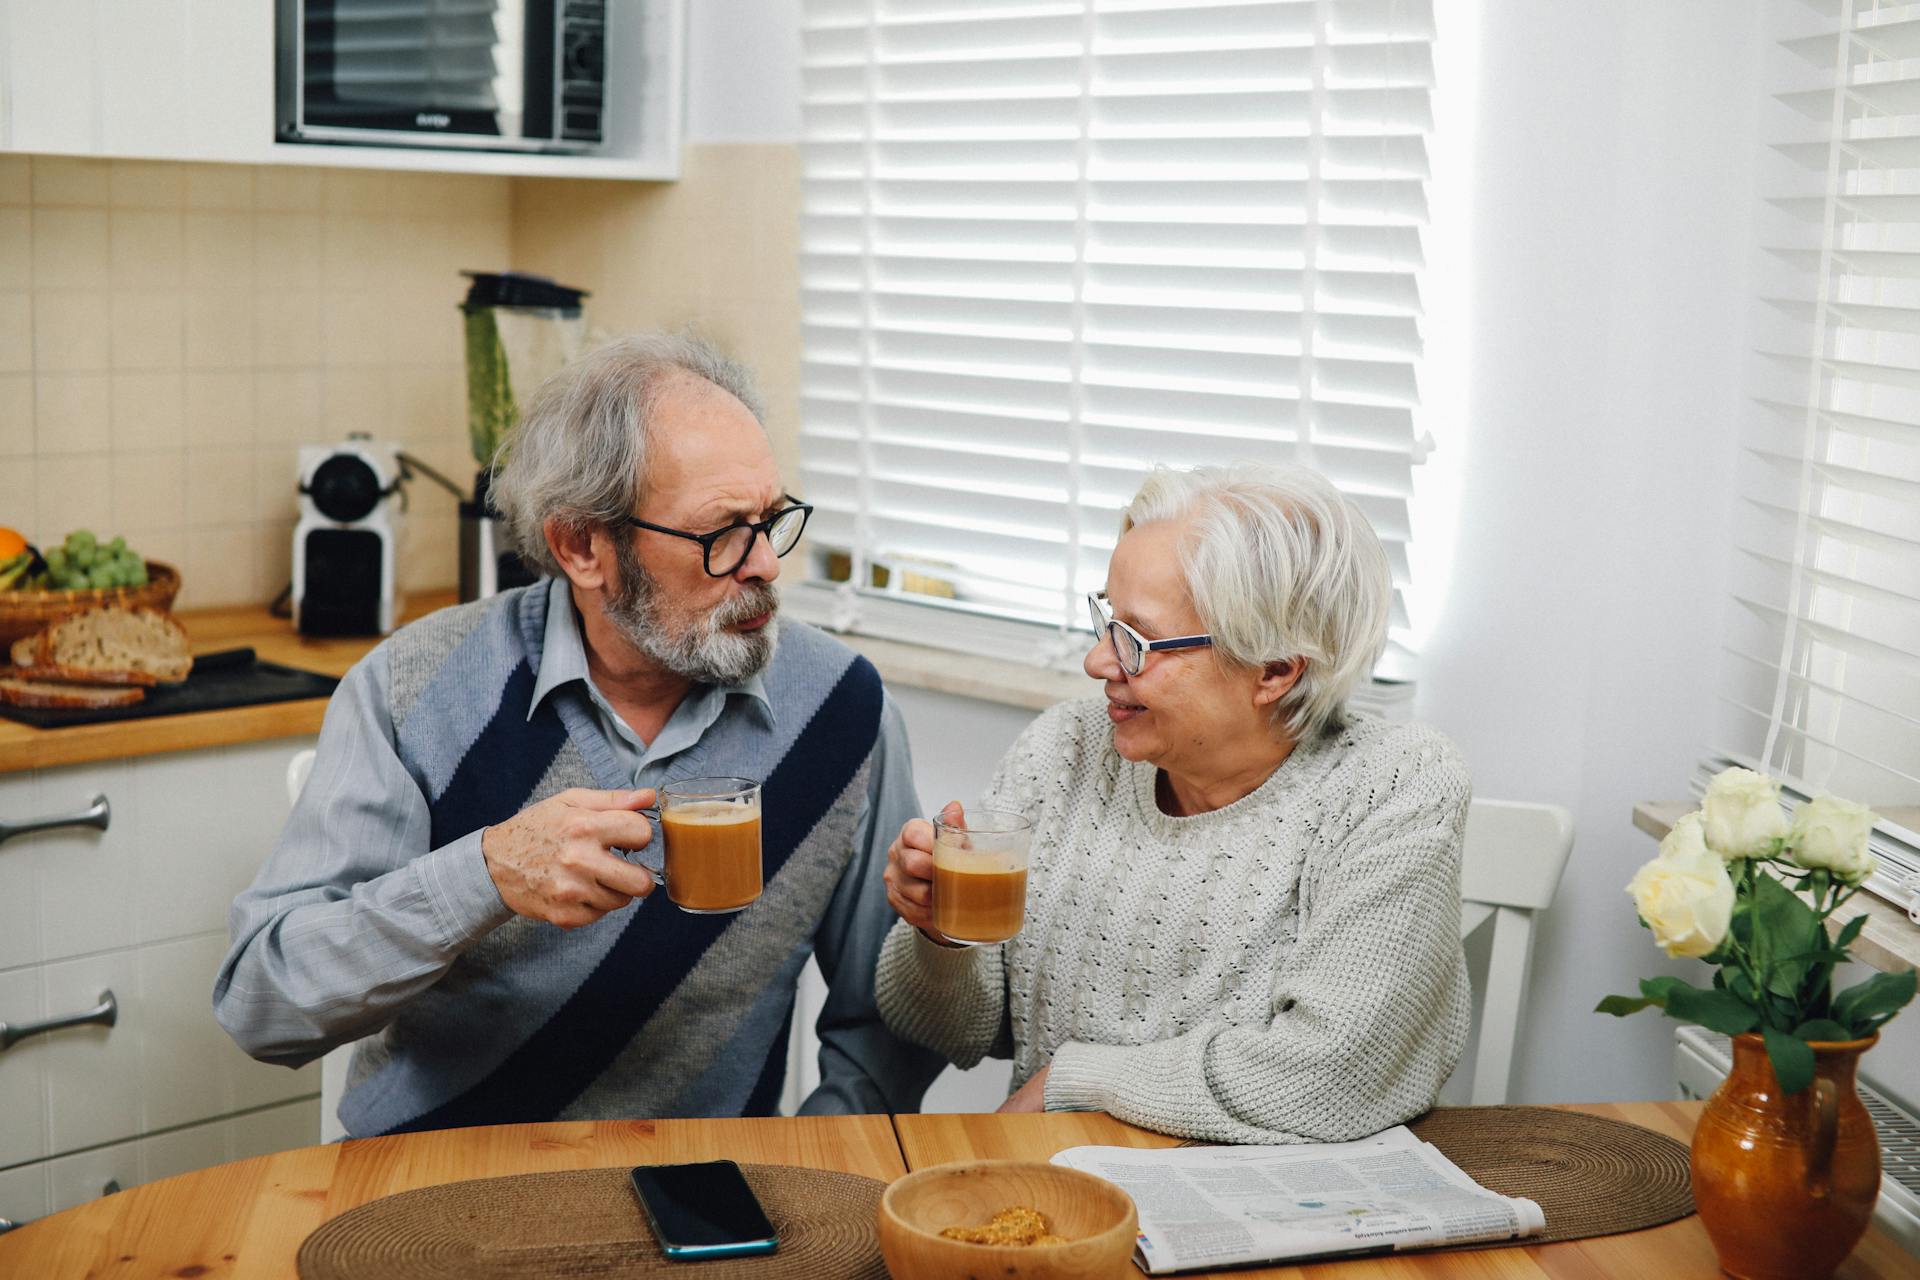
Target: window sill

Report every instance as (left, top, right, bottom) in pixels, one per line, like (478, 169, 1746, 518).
(835, 632, 1089, 712)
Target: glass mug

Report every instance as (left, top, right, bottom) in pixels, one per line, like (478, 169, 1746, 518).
(655, 778, 764, 914)
(930, 808, 1032, 946)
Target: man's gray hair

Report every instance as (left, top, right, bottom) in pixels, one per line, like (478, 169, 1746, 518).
(489, 332, 766, 577)
(1122, 462, 1391, 741)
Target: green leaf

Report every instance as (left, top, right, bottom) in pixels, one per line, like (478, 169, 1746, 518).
(1793, 1018, 1853, 1043)
(1664, 983, 1761, 1036)
(1596, 995, 1657, 1017)
(1726, 969, 1757, 1003)
(1750, 871, 1824, 998)
(1832, 914, 1867, 952)
(1638, 976, 1688, 1004)
(1833, 969, 1919, 1035)
(1763, 1027, 1816, 1095)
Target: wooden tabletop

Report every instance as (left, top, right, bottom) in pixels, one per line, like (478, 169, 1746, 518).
(0, 1114, 906, 1278)
(0, 591, 457, 774)
(900, 1103, 1916, 1278)
(1, 1104, 1912, 1278)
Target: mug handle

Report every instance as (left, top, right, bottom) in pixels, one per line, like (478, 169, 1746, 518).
(622, 806, 667, 885)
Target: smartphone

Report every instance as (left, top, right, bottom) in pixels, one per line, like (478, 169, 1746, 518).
(629, 1161, 779, 1260)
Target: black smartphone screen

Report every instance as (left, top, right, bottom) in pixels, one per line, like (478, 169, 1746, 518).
(629, 1161, 779, 1256)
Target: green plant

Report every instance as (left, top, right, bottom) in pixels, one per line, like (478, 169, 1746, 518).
(1597, 767, 1916, 1094)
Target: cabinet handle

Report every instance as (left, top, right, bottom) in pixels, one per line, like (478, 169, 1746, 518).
(0, 793, 111, 847)
(0, 989, 118, 1052)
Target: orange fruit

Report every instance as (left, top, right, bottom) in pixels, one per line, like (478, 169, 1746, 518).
(0, 527, 26, 561)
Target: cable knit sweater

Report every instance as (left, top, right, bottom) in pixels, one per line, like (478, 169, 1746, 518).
(875, 698, 1472, 1144)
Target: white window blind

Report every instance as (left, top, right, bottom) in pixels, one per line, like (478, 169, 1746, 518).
(1723, 1, 1920, 834)
(793, 0, 1434, 673)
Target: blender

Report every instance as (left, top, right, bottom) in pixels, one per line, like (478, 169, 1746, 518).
(459, 271, 590, 601)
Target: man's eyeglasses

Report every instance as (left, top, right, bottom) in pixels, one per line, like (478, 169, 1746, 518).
(627, 499, 814, 578)
(1087, 591, 1213, 676)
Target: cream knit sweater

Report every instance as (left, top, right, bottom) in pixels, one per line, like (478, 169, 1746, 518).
(876, 698, 1473, 1144)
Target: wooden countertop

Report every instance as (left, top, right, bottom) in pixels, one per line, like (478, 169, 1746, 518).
(1635, 800, 1919, 975)
(1, 1105, 1911, 1278)
(0, 592, 458, 775)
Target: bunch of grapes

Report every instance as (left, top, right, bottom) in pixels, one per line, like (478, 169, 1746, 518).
(42, 530, 148, 591)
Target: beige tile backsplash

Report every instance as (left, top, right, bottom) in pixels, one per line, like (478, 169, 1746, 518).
(1, 144, 803, 611)
(1, 155, 514, 608)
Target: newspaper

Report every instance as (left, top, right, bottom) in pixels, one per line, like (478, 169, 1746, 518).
(1051, 1127, 1545, 1274)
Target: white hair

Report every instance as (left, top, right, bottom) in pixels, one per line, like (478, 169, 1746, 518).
(489, 332, 765, 577)
(1121, 462, 1391, 741)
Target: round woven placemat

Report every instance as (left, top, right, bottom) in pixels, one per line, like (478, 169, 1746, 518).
(1408, 1105, 1695, 1245)
(297, 1164, 888, 1280)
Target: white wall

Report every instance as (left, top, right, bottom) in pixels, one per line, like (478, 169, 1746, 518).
(685, 0, 802, 144)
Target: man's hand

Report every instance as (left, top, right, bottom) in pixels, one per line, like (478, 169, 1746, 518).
(481, 788, 659, 929)
(996, 1063, 1050, 1113)
(884, 800, 963, 941)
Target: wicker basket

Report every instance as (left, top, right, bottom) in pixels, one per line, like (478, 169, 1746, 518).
(0, 561, 182, 647)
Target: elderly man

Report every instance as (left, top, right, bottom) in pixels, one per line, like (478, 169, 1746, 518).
(214, 333, 943, 1135)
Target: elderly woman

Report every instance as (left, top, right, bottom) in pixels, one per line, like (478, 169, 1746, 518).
(876, 462, 1471, 1144)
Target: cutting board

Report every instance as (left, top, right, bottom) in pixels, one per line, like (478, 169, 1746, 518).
(0, 647, 340, 728)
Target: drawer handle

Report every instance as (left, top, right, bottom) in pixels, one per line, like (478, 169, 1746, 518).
(0, 1176, 121, 1234)
(0, 793, 111, 848)
(0, 989, 118, 1052)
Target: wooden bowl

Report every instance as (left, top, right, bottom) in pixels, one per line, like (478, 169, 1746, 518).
(878, 1160, 1138, 1280)
(0, 561, 181, 645)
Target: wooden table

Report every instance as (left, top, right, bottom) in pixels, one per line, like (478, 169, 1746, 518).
(1, 1105, 1912, 1278)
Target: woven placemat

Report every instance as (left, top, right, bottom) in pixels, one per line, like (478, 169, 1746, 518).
(1408, 1105, 1695, 1245)
(297, 1164, 888, 1280)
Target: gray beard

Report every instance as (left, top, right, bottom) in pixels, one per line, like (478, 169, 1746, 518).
(603, 534, 780, 686)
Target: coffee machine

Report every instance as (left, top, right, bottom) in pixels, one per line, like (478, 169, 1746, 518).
(292, 436, 404, 636)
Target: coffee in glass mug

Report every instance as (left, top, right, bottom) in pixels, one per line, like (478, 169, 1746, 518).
(658, 778, 763, 914)
(930, 808, 1032, 946)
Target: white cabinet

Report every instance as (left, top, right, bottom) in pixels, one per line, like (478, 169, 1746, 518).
(0, 1098, 317, 1233)
(0, 738, 321, 1235)
(0, 0, 683, 179)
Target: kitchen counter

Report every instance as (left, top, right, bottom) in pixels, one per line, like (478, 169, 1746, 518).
(0, 591, 458, 774)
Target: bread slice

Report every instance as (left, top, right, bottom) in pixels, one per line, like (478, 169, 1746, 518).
(0, 677, 146, 709)
(28, 607, 193, 684)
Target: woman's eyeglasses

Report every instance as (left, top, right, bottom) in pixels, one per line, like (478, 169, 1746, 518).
(1087, 591, 1212, 676)
(627, 499, 814, 578)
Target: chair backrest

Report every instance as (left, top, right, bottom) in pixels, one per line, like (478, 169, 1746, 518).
(286, 746, 353, 1143)
(1457, 798, 1575, 1106)
(286, 749, 316, 808)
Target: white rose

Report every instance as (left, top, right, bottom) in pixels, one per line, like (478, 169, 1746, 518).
(1628, 840, 1735, 959)
(1789, 794, 1878, 885)
(1659, 810, 1711, 864)
(1700, 767, 1789, 861)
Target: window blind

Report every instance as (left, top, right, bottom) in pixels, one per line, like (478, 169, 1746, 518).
(794, 0, 1435, 673)
(1722, 0, 1920, 867)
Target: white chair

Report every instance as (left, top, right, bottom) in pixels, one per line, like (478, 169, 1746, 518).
(284, 749, 356, 1143)
(1456, 798, 1575, 1105)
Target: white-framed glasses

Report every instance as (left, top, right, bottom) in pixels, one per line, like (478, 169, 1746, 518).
(1087, 591, 1213, 676)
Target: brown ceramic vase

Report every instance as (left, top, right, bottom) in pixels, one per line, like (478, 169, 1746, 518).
(1690, 1031, 1880, 1280)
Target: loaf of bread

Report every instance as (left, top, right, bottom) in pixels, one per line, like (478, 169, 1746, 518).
(0, 677, 146, 709)
(18, 607, 193, 684)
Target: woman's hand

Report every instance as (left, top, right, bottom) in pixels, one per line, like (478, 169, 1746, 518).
(884, 800, 962, 938)
(996, 1063, 1050, 1113)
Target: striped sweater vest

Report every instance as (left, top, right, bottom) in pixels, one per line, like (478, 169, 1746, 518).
(337, 584, 884, 1136)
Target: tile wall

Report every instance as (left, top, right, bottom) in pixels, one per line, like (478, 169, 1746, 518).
(509, 143, 805, 484)
(0, 155, 513, 608)
(0, 145, 804, 610)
